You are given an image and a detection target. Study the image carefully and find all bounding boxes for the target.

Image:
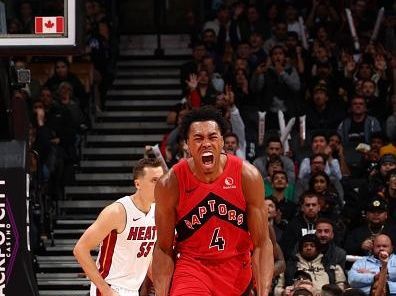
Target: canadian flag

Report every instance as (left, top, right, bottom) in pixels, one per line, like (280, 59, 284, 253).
(35, 16, 64, 34)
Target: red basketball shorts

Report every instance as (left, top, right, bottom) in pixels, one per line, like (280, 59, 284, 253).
(170, 254, 252, 296)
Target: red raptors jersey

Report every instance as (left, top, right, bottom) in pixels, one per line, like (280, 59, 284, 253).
(173, 154, 251, 260)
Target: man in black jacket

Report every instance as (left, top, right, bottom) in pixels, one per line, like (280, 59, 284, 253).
(315, 218, 346, 269)
(280, 192, 321, 259)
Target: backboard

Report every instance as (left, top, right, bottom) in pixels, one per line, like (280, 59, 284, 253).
(0, 0, 83, 55)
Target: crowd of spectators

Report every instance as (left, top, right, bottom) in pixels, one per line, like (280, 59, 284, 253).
(160, 0, 396, 295)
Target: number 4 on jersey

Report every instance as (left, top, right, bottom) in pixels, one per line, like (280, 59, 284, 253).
(209, 227, 225, 251)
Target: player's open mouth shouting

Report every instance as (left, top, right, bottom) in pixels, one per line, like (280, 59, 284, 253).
(201, 151, 215, 170)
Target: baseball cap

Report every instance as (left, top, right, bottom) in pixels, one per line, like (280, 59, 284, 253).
(366, 198, 388, 212)
(379, 154, 396, 166)
(313, 84, 328, 93)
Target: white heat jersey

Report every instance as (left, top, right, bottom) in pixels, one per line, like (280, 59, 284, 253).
(90, 196, 156, 295)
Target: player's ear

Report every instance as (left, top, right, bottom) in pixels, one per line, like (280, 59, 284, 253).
(134, 179, 140, 189)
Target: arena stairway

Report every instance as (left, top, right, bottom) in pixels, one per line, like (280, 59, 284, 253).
(36, 34, 191, 296)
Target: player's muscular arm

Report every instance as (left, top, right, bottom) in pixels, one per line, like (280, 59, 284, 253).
(153, 170, 179, 296)
(73, 203, 125, 296)
(242, 161, 274, 296)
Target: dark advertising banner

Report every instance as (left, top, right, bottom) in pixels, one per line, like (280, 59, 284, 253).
(0, 141, 38, 296)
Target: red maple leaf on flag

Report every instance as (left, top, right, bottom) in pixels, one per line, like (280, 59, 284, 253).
(45, 20, 54, 29)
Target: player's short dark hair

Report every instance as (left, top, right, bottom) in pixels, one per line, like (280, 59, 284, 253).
(132, 158, 162, 180)
(179, 106, 229, 141)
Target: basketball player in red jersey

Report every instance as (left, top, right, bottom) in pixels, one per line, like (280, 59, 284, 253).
(74, 158, 163, 296)
(153, 106, 274, 296)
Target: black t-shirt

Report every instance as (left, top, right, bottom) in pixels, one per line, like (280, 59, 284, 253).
(348, 120, 365, 143)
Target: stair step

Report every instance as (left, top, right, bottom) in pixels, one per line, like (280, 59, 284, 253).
(54, 229, 85, 235)
(56, 214, 97, 220)
(58, 200, 114, 209)
(82, 147, 143, 155)
(113, 78, 180, 86)
(39, 290, 89, 296)
(120, 48, 192, 56)
(55, 219, 94, 230)
(75, 173, 132, 181)
(58, 200, 113, 215)
(45, 245, 95, 254)
(117, 59, 187, 67)
(74, 173, 132, 185)
(38, 280, 89, 290)
(45, 238, 78, 245)
(81, 147, 144, 160)
(37, 273, 86, 279)
(96, 111, 168, 122)
(105, 99, 179, 107)
(37, 277, 88, 284)
(107, 89, 181, 97)
(54, 229, 86, 239)
(92, 122, 170, 130)
(116, 68, 180, 77)
(79, 161, 135, 173)
(97, 110, 168, 118)
(80, 160, 136, 168)
(57, 220, 94, 225)
(38, 255, 79, 261)
(120, 34, 191, 49)
(64, 185, 133, 198)
(85, 135, 162, 148)
(65, 186, 133, 195)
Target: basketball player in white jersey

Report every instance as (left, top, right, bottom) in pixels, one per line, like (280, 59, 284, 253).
(74, 158, 163, 296)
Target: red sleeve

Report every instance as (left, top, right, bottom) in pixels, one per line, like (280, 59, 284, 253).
(188, 89, 201, 108)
